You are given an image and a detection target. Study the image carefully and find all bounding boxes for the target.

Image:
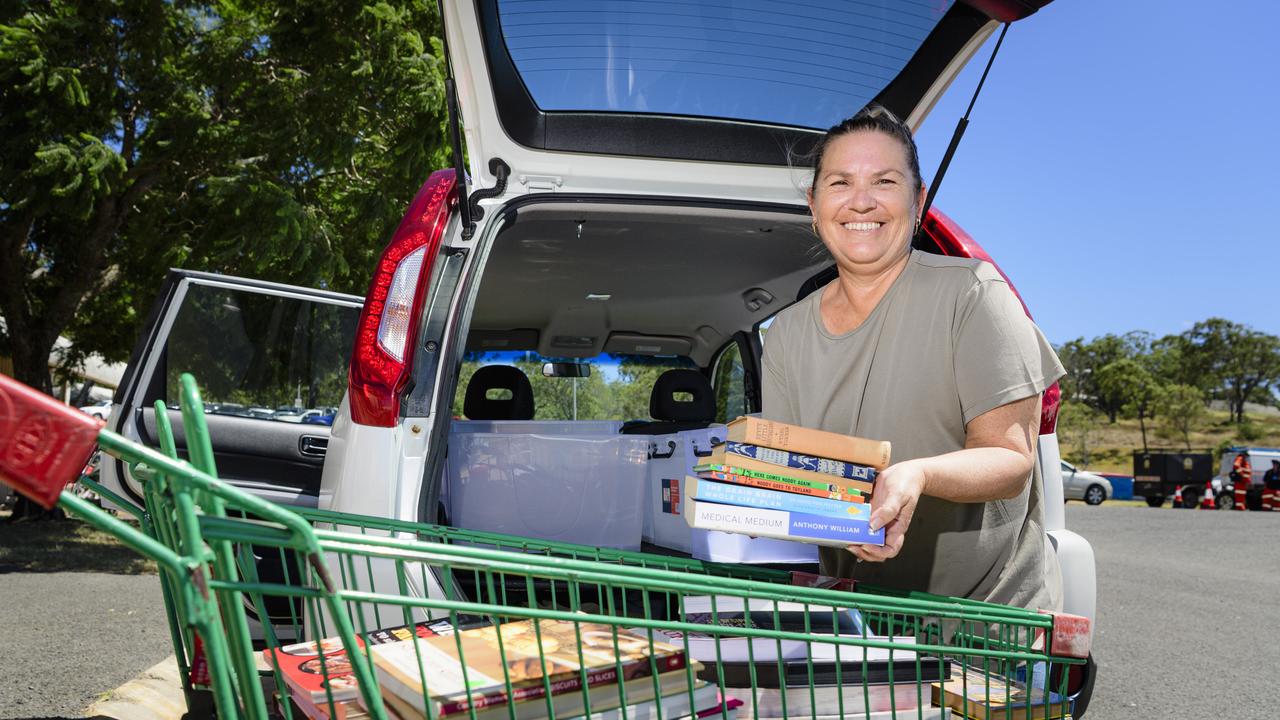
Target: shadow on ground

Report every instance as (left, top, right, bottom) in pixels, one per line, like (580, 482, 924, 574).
(0, 514, 156, 574)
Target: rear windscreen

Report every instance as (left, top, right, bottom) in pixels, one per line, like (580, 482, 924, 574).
(496, 0, 954, 129)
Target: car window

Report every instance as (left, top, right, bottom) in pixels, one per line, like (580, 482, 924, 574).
(451, 351, 695, 421)
(712, 342, 747, 424)
(1061, 461, 1075, 472)
(495, 0, 955, 130)
(163, 284, 358, 423)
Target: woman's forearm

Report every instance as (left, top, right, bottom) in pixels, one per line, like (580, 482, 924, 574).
(912, 445, 1035, 503)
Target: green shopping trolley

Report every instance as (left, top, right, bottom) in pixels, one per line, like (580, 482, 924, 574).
(0, 371, 1090, 720)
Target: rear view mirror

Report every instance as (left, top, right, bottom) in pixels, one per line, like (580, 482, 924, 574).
(542, 362, 590, 378)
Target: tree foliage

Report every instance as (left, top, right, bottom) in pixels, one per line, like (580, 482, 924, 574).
(1095, 357, 1161, 452)
(1, 0, 449, 391)
(1058, 320, 1280, 429)
(1154, 384, 1207, 451)
(1056, 331, 1149, 422)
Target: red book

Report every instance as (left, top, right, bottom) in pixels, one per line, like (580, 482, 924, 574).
(263, 618, 464, 704)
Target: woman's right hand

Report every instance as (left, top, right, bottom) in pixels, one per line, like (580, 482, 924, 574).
(847, 459, 927, 563)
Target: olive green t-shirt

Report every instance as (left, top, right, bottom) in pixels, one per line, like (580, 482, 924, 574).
(761, 251, 1066, 611)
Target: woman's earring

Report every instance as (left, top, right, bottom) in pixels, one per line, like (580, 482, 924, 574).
(811, 219, 819, 235)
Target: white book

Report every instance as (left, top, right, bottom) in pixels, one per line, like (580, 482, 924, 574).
(729, 684, 943, 720)
(562, 683, 719, 720)
(747, 709, 951, 720)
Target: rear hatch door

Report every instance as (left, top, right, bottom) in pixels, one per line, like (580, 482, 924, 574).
(443, 0, 1051, 205)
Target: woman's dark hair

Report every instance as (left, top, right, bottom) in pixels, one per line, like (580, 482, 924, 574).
(808, 104, 923, 196)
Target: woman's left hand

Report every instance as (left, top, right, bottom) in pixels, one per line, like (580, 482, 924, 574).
(848, 459, 928, 562)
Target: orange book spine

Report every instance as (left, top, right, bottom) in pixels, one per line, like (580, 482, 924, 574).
(728, 417, 891, 470)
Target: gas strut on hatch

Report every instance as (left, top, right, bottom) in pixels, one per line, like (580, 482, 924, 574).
(913, 22, 1011, 248)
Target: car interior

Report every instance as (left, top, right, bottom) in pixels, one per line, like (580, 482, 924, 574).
(438, 199, 848, 554)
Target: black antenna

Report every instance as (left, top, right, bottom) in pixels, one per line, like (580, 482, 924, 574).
(915, 22, 1010, 247)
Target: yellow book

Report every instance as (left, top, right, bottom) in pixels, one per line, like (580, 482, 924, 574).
(931, 666, 1070, 720)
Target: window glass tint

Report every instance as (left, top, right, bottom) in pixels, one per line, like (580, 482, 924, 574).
(713, 342, 747, 423)
(452, 350, 695, 421)
(496, 0, 954, 129)
(164, 284, 359, 424)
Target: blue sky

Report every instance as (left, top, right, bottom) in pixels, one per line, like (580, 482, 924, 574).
(912, 0, 1280, 345)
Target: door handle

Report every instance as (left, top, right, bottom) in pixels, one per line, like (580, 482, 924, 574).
(299, 435, 329, 458)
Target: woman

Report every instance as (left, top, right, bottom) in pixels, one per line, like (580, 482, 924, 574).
(762, 106, 1066, 610)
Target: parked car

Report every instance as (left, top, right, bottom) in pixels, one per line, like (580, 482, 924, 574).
(99, 0, 1094, 712)
(1061, 462, 1112, 505)
(78, 398, 113, 419)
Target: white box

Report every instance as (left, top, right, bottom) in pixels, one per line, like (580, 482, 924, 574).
(643, 426, 725, 552)
(644, 426, 817, 564)
(446, 431, 648, 549)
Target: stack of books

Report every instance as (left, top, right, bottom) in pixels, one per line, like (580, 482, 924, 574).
(683, 417, 891, 547)
(637, 594, 950, 720)
(267, 617, 737, 720)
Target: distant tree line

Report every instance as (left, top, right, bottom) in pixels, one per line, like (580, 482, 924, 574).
(1056, 319, 1280, 453)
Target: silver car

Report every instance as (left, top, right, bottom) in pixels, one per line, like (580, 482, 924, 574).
(1061, 461, 1112, 505)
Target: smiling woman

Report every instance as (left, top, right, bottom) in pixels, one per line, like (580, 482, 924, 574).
(763, 105, 1067, 611)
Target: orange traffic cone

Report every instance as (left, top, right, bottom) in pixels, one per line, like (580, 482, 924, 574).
(1201, 484, 1215, 510)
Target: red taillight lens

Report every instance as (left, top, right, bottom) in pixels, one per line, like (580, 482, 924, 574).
(348, 170, 457, 427)
(922, 206, 1061, 435)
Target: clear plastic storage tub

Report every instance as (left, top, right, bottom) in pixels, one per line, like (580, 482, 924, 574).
(643, 426, 818, 564)
(446, 431, 648, 549)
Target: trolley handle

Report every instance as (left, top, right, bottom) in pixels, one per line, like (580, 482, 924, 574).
(0, 373, 104, 509)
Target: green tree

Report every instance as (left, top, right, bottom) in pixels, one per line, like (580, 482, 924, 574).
(1155, 384, 1207, 451)
(1, 1, 449, 392)
(1057, 401, 1102, 468)
(1056, 332, 1147, 422)
(1096, 357, 1163, 453)
(1161, 319, 1280, 423)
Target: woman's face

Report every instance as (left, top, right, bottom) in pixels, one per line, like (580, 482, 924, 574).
(807, 130, 927, 274)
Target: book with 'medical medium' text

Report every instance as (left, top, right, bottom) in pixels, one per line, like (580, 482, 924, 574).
(684, 476, 870, 521)
(683, 498, 884, 547)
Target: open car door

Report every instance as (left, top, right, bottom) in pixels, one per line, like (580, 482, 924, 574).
(101, 270, 362, 509)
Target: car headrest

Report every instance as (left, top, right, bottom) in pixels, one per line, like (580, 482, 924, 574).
(463, 365, 534, 420)
(650, 369, 715, 423)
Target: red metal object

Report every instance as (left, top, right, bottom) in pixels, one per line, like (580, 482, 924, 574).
(0, 374, 103, 509)
(924, 207, 1061, 434)
(1045, 611, 1091, 659)
(348, 169, 458, 427)
(962, 0, 1053, 23)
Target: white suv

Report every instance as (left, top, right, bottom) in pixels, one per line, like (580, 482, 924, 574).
(101, 0, 1094, 707)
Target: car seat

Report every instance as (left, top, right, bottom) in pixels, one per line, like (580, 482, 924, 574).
(619, 369, 716, 434)
(462, 365, 535, 420)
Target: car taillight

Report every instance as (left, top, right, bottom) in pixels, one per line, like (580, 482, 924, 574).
(923, 206, 1061, 435)
(349, 170, 457, 427)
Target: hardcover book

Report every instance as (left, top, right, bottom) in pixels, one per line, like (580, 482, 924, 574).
(375, 669, 697, 720)
(369, 618, 688, 719)
(722, 441, 877, 482)
(695, 466, 866, 503)
(683, 499, 884, 547)
(685, 476, 871, 521)
(727, 417, 891, 470)
(633, 596, 869, 664)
